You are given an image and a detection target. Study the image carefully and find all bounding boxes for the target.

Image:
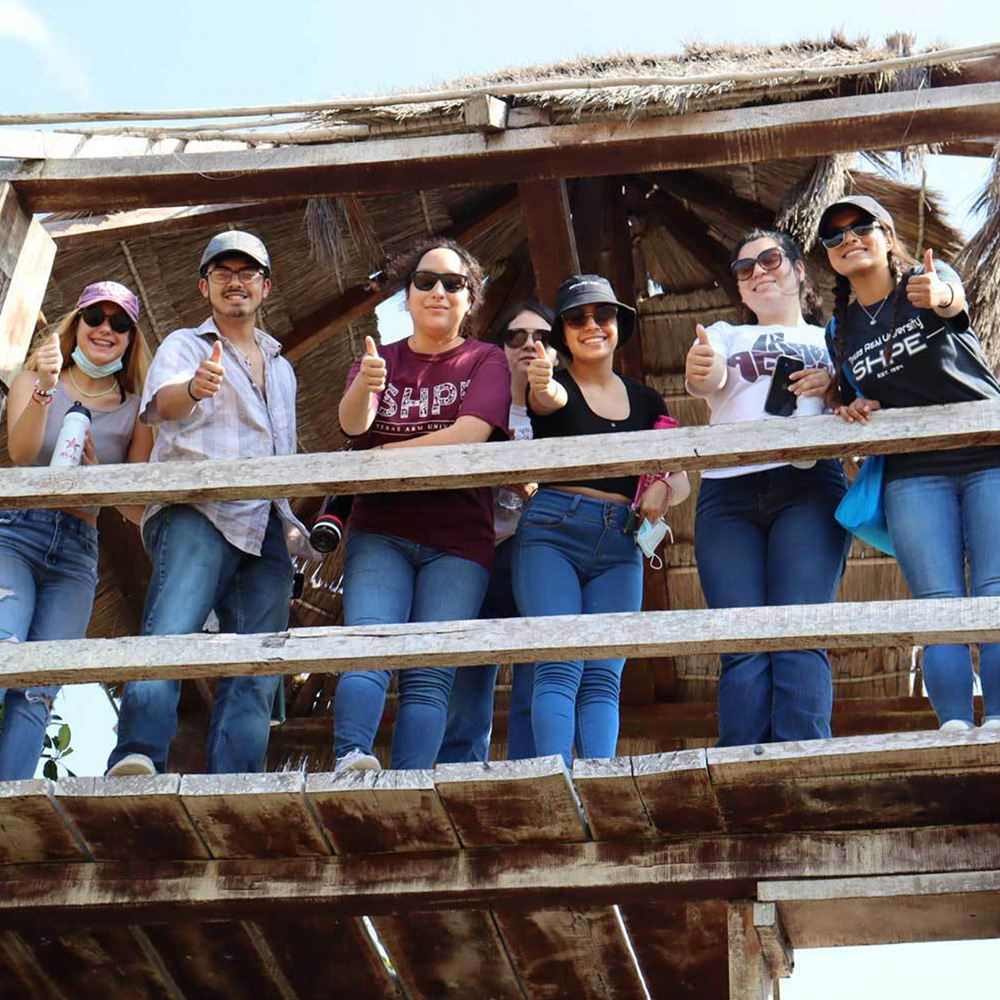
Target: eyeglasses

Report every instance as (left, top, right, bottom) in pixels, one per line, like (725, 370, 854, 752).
(503, 327, 551, 349)
(561, 304, 618, 329)
(80, 304, 134, 335)
(207, 266, 265, 285)
(819, 221, 882, 250)
(411, 270, 470, 293)
(731, 247, 785, 282)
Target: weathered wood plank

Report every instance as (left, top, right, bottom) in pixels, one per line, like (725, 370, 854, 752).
(759, 872, 1000, 947)
(727, 903, 774, 1000)
(519, 179, 580, 304)
(633, 749, 725, 836)
(572, 758, 657, 841)
(0, 780, 88, 864)
(0, 931, 63, 1000)
(4, 83, 1000, 211)
(179, 771, 330, 859)
(0, 184, 56, 387)
(54, 774, 209, 862)
(2, 824, 1000, 924)
(752, 903, 793, 979)
(4, 596, 1000, 690)
(3, 398, 1000, 508)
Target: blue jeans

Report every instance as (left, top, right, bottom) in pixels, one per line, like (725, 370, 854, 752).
(333, 531, 489, 769)
(0, 509, 98, 779)
(108, 505, 292, 774)
(513, 489, 643, 767)
(438, 536, 536, 763)
(885, 467, 1000, 726)
(696, 461, 849, 747)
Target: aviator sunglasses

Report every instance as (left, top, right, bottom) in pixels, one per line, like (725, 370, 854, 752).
(80, 304, 134, 335)
(819, 220, 882, 250)
(561, 304, 619, 329)
(730, 247, 785, 283)
(503, 327, 552, 349)
(412, 270, 471, 293)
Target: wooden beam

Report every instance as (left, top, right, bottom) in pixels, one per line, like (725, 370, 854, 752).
(569, 178, 608, 275)
(607, 178, 645, 379)
(2, 398, 1000, 510)
(5, 83, 1000, 212)
(752, 903, 793, 979)
(938, 139, 998, 157)
(518, 179, 579, 304)
(759, 872, 1000, 948)
(2, 596, 1000, 689)
(0, 184, 56, 399)
(1, 823, 998, 927)
(281, 186, 521, 361)
(728, 903, 775, 1000)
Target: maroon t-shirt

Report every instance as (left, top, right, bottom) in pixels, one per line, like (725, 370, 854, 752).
(346, 337, 511, 569)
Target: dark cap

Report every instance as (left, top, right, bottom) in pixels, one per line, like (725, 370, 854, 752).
(552, 274, 636, 348)
(199, 230, 271, 276)
(819, 195, 896, 240)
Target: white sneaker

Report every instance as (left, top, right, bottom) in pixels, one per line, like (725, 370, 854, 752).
(106, 753, 156, 777)
(980, 718, 1000, 731)
(333, 749, 381, 775)
(939, 719, 974, 734)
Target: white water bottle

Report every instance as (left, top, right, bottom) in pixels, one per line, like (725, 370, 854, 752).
(49, 401, 91, 467)
(791, 395, 822, 469)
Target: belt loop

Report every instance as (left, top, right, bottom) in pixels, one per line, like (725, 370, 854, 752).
(567, 494, 583, 514)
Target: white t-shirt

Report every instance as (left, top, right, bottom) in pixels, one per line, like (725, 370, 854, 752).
(494, 403, 533, 543)
(688, 322, 832, 479)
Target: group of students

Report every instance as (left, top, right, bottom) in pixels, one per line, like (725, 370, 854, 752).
(0, 191, 996, 783)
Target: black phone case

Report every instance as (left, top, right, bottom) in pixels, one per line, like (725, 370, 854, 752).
(764, 355, 805, 417)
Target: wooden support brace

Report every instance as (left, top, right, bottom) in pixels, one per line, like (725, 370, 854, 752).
(728, 903, 776, 1000)
(752, 903, 793, 979)
(519, 178, 580, 304)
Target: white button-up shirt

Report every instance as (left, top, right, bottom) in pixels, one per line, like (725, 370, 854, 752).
(140, 317, 314, 557)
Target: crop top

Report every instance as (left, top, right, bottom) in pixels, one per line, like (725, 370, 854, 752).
(529, 369, 670, 499)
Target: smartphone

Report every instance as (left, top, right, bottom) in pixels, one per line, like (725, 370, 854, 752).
(764, 355, 806, 417)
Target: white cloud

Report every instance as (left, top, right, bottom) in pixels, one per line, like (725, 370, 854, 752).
(0, 1, 91, 101)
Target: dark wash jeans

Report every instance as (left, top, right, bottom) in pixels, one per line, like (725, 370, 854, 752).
(695, 461, 849, 747)
(109, 505, 292, 774)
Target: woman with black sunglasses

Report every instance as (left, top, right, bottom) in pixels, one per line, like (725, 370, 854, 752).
(513, 275, 689, 768)
(1, 282, 153, 779)
(820, 195, 1000, 734)
(333, 238, 512, 773)
(685, 230, 849, 747)
(438, 299, 557, 763)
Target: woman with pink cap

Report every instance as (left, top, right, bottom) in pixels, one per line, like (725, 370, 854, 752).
(0, 281, 153, 779)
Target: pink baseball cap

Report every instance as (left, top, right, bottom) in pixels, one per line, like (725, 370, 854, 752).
(75, 281, 141, 323)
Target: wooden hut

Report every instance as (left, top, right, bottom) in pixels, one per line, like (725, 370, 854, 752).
(1, 33, 1000, 999)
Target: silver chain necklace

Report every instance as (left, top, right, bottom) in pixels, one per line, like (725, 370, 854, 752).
(858, 291, 891, 326)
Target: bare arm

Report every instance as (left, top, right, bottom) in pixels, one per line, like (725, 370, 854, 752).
(7, 370, 55, 466)
(526, 341, 568, 415)
(685, 324, 727, 397)
(339, 337, 386, 437)
(114, 416, 155, 525)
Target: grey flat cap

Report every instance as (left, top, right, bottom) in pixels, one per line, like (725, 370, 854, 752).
(200, 230, 271, 275)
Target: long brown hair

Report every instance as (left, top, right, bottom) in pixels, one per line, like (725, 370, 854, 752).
(732, 229, 824, 326)
(24, 308, 150, 398)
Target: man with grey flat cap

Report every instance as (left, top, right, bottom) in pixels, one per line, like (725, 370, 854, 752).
(107, 230, 315, 779)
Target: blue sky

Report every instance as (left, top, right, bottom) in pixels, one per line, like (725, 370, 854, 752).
(2, 1, 998, 993)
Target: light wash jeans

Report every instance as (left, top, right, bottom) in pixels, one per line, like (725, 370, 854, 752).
(695, 461, 850, 747)
(333, 530, 489, 769)
(885, 466, 1000, 726)
(512, 489, 643, 768)
(438, 536, 536, 763)
(0, 509, 98, 779)
(108, 505, 292, 774)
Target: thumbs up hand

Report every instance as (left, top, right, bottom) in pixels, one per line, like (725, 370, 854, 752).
(35, 330, 63, 391)
(358, 335, 387, 392)
(906, 248, 949, 310)
(527, 339, 555, 398)
(685, 324, 717, 386)
(191, 338, 226, 400)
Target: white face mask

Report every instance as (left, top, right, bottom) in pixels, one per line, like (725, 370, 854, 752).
(636, 517, 672, 570)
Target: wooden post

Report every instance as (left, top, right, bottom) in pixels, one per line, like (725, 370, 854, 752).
(728, 902, 776, 1000)
(519, 178, 580, 304)
(0, 182, 56, 420)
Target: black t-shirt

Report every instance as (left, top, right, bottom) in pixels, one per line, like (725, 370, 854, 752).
(529, 369, 670, 498)
(826, 261, 1000, 480)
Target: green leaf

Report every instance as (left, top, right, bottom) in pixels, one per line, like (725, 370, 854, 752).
(43, 759, 57, 780)
(56, 724, 71, 751)
(43, 735, 53, 749)
(62, 747, 73, 757)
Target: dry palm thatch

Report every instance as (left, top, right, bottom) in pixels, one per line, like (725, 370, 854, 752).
(776, 154, 853, 250)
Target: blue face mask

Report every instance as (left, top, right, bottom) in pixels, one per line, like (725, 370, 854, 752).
(72, 346, 123, 378)
(636, 517, 672, 570)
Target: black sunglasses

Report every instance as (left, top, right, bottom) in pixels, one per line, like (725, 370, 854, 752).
(80, 304, 134, 335)
(411, 270, 470, 293)
(731, 247, 785, 282)
(561, 304, 618, 329)
(819, 220, 882, 250)
(503, 327, 551, 349)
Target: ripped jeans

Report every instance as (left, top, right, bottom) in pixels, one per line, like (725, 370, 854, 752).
(0, 509, 99, 780)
